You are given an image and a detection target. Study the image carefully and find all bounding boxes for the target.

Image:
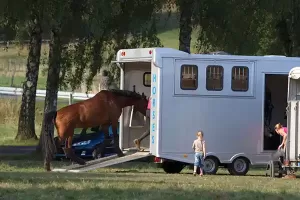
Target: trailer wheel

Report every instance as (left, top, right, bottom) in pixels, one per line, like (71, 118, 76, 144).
(162, 161, 185, 174)
(228, 157, 250, 176)
(203, 157, 219, 175)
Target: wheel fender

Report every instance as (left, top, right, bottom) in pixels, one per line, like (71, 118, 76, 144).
(204, 152, 218, 159)
(229, 153, 252, 165)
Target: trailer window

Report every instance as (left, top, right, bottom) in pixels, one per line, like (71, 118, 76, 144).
(143, 72, 151, 87)
(206, 65, 224, 91)
(231, 66, 249, 91)
(180, 65, 198, 90)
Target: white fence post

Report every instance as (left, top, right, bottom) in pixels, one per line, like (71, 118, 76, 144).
(69, 93, 73, 105)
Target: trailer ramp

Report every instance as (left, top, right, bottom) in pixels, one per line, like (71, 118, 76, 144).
(52, 148, 150, 173)
(52, 154, 119, 172)
(68, 151, 150, 173)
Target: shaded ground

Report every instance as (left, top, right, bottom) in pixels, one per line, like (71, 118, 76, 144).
(0, 145, 36, 155)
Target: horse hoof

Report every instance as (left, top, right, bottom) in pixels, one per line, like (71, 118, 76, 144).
(77, 159, 86, 165)
(117, 152, 125, 157)
(80, 161, 86, 165)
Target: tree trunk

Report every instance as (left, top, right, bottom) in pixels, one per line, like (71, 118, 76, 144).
(178, 0, 194, 53)
(36, 26, 62, 152)
(99, 70, 109, 91)
(15, 14, 42, 141)
(86, 39, 103, 92)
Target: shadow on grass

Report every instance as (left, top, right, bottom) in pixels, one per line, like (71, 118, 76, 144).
(0, 151, 42, 161)
(0, 180, 300, 200)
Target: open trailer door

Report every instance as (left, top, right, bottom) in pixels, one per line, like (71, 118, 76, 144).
(111, 59, 152, 151)
(286, 67, 300, 166)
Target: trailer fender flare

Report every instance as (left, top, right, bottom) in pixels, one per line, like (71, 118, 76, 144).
(229, 153, 253, 165)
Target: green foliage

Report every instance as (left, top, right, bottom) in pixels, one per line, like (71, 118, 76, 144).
(5, 0, 300, 94)
(56, 0, 164, 92)
(194, 0, 300, 56)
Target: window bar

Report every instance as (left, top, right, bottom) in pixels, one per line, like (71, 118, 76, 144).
(213, 67, 216, 79)
(234, 67, 236, 80)
(192, 66, 194, 78)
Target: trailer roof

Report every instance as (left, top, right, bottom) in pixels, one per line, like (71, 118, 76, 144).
(116, 47, 300, 62)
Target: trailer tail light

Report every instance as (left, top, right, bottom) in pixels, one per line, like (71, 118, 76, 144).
(149, 50, 152, 55)
(154, 157, 162, 163)
(121, 51, 126, 56)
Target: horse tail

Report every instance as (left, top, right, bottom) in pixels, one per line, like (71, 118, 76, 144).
(43, 110, 57, 171)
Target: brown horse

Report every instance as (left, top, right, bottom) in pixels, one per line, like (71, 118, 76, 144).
(43, 89, 148, 171)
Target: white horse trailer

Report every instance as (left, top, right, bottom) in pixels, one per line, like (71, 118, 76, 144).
(113, 48, 300, 175)
(53, 48, 300, 175)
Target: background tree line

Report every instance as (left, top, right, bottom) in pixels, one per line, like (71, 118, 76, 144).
(0, 0, 299, 148)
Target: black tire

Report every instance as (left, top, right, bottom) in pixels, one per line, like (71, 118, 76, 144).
(203, 156, 219, 175)
(228, 167, 234, 175)
(92, 145, 103, 159)
(162, 161, 185, 174)
(228, 157, 250, 176)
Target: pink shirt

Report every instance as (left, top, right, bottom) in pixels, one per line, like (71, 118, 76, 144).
(147, 98, 151, 110)
(283, 127, 288, 134)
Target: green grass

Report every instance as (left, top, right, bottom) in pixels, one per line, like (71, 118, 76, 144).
(0, 156, 299, 200)
(0, 75, 47, 89)
(0, 98, 73, 146)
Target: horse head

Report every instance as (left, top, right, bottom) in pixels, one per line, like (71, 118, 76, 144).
(132, 93, 148, 116)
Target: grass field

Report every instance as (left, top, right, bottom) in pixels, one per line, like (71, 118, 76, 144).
(0, 154, 300, 200)
(0, 98, 71, 146)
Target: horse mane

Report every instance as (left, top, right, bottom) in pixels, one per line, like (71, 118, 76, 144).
(108, 89, 146, 99)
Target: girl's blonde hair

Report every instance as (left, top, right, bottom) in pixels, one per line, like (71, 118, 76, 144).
(196, 131, 204, 137)
(274, 123, 282, 130)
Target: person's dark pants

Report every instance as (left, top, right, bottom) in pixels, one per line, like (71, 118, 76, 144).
(137, 110, 150, 142)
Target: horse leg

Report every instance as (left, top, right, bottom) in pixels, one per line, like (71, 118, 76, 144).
(134, 110, 150, 150)
(97, 124, 113, 158)
(111, 122, 124, 157)
(62, 135, 86, 165)
(134, 129, 150, 150)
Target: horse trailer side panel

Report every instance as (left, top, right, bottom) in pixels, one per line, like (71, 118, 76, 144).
(286, 68, 300, 164)
(149, 62, 161, 155)
(159, 58, 264, 165)
(287, 101, 298, 161)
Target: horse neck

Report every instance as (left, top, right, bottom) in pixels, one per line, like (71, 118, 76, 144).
(118, 96, 140, 108)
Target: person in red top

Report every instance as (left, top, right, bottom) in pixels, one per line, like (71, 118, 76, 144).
(134, 97, 151, 150)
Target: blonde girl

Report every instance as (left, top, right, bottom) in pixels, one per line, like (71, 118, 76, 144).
(274, 123, 288, 150)
(192, 131, 206, 176)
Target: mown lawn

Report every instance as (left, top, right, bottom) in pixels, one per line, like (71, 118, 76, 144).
(0, 155, 299, 200)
